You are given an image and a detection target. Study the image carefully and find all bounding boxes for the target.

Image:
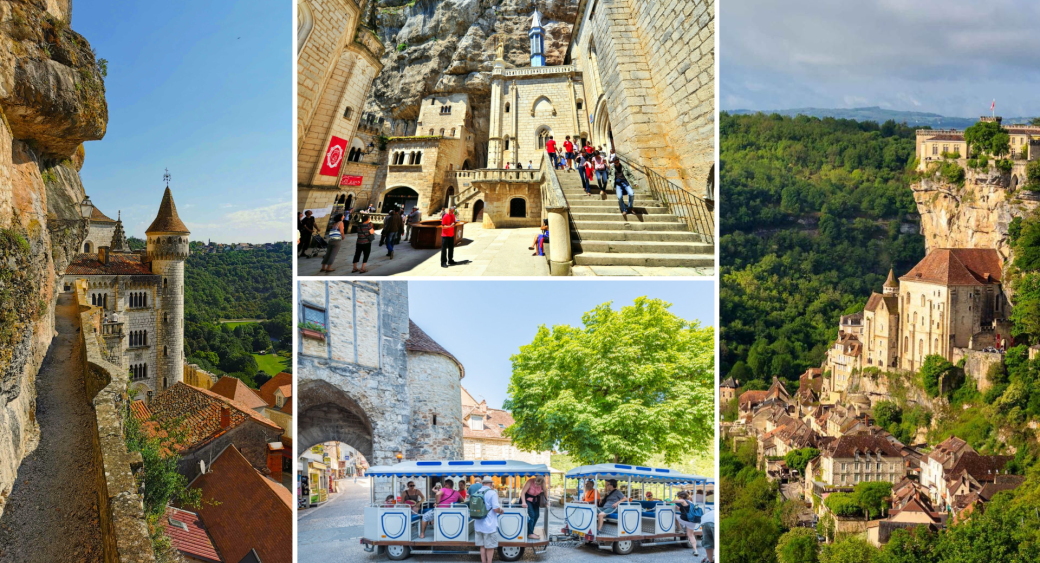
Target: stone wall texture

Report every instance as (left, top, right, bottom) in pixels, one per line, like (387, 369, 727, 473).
(297, 281, 462, 500)
(77, 283, 156, 563)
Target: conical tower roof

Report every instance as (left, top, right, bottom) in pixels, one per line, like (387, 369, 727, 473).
(530, 9, 543, 29)
(881, 268, 898, 287)
(145, 187, 190, 234)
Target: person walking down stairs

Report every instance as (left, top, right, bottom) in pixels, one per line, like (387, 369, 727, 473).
(613, 162, 635, 219)
(592, 152, 609, 192)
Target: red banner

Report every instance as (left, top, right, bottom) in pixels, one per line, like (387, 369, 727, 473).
(320, 136, 348, 176)
(340, 175, 363, 186)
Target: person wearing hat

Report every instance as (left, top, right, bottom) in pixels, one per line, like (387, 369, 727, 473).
(473, 475, 503, 563)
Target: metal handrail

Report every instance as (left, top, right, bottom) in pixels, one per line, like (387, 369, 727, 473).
(615, 154, 715, 244)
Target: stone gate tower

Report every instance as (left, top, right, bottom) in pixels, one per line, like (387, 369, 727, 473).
(145, 186, 189, 391)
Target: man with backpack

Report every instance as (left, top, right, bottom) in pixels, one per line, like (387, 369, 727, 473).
(468, 476, 504, 563)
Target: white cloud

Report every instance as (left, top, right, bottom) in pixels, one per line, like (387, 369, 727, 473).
(185, 201, 292, 244)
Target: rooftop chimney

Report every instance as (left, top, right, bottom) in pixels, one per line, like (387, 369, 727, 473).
(220, 406, 231, 428)
(98, 246, 109, 265)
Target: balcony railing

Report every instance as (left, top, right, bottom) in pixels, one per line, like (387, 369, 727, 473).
(616, 154, 715, 244)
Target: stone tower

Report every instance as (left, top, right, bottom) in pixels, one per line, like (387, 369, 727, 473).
(146, 186, 190, 391)
(883, 268, 898, 296)
(109, 211, 128, 252)
(528, 9, 545, 67)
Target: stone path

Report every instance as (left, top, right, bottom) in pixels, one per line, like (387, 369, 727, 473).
(298, 223, 550, 277)
(298, 478, 708, 562)
(0, 293, 103, 562)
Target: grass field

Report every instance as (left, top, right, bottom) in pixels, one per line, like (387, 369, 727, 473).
(253, 352, 290, 375)
(223, 320, 262, 329)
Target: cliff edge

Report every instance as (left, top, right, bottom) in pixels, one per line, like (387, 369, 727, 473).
(0, 0, 107, 517)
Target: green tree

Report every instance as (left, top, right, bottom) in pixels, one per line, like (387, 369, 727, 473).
(964, 121, 1010, 157)
(877, 526, 938, 563)
(854, 481, 892, 520)
(784, 447, 820, 475)
(920, 355, 955, 397)
(504, 297, 714, 464)
(824, 492, 861, 517)
(873, 400, 902, 429)
(821, 537, 877, 563)
(776, 528, 819, 563)
(721, 508, 782, 563)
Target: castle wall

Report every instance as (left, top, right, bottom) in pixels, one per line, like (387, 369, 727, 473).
(148, 233, 189, 391)
(417, 93, 471, 137)
(82, 222, 115, 253)
(379, 138, 466, 216)
(406, 353, 463, 460)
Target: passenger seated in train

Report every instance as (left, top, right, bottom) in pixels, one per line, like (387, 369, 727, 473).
(402, 481, 425, 513)
(420, 478, 462, 537)
(581, 480, 597, 503)
(595, 479, 628, 534)
(383, 495, 396, 508)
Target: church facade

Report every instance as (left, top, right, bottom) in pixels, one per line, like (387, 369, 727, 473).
(62, 187, 189, 401)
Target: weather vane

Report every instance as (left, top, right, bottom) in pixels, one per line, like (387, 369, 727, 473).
(163, 168, 171, 188)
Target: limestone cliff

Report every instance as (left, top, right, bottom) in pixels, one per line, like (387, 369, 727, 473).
(365, 0, 579, 164)
(0, 0, 107, 517)
(912, 168, 1039, 261)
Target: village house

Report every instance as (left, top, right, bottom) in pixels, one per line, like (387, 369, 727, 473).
(461, 387, 552, 466)
(720, 376, 739, 404)
(820, 434, 906, 487)
(161, 507, 221, 563)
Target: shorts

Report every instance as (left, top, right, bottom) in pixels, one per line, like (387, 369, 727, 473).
(474, 530, 499, 548)
(676, 517, 698, 531)
(565, 152, 575, 159)
(422, 510, 435, 522)
(700, 522, 715, 550)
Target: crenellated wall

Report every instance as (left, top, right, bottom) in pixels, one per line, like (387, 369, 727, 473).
(76, 282, 156, 563)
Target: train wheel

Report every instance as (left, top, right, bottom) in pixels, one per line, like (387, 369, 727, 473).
(386, 545, 411, 560)
(613, 540, 635, 555)
(498, 546, 525, 561)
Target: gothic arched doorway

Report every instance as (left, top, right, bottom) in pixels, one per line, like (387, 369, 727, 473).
(381, 186, 419, 214)
(298, 380, 375, 461)
(472, 200, 484, 222)
(592, 98, 614, 154)
(462, 159, 472, 170)
(444, 187, 455, 208)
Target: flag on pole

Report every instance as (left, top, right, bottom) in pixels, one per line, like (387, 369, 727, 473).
(991, 99, 996, 117)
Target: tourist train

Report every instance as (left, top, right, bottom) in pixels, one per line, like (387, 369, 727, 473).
(360, 459, 714, 560)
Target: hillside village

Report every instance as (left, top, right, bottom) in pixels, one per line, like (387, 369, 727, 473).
(721, 116, 1040, 550)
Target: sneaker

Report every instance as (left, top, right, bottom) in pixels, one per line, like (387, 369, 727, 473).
(441, 263, 449, 268)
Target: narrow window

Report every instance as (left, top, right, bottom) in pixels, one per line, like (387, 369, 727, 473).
(505, 102, 510, 113)
(343, 107, 353, 119)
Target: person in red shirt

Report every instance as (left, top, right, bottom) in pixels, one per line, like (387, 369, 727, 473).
(563, 136, 575, 171)
(545, 136, 558, 169)
(583, 157, 596, 193)
(441, 207, 457, 268)
(583, 141, 595, 157)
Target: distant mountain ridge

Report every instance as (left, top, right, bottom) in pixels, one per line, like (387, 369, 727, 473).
(727, 106, 1037, 130)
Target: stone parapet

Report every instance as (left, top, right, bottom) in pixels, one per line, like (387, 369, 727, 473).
(76, 281, 156, 563)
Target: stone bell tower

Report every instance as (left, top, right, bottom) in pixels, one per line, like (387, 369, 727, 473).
(146, 176, 189, 392)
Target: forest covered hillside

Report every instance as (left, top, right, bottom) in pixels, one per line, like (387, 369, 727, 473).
(720, 112, 926, 387)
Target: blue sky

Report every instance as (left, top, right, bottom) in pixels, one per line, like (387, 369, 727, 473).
(73, 0, 291, 244)
(722, 0, 1040, 117)
(408, 281, 716, 410)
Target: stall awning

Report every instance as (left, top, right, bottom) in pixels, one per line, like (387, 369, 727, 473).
(366, 459, 550, 477)
(565, 463, 713, 485)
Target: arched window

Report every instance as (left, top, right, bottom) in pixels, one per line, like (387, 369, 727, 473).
(103, 294, 107, 310)
(163, 312, 168, 323)
(451, 127, 456, 137)
(415, 152, 422, 165)
(84, 242, 93, 253)
(144, 331, 147, 346)
(297, 0, 314, 53)
(440, 128, 445, 136)
(429, 128, 435, 135)
(904, 336, 908, 352)
(408, 151, 415, 165)
(509, 198, 527, 217)
(164, 345, 168, 357)
(164, 278, 168, 289)
(505, 102, 510, 113)
(920, 295, 925, 306)
(504, 136, 510, 150)
(431, 98, 436, 106)
(92, 294, 97, 306)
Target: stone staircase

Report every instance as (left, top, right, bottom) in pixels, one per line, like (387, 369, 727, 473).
(556, 169, 713, 268)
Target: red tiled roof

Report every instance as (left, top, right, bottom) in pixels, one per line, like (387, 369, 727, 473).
(276, 384, 292, 399)
(162, 507, 221, 563)
(900, 249, 1003, 286)
(407, 320, 465, 378)
(259, 372, 293, 408)
(130, 400, 150, 421)
(279, 399, 293, 415)
(463, 405, 515, 440)
(145, 383, 281, 452)
(924, 133, 965, 141)
(739, 390, 768, 408)
(146, 187, 190, 234)
(66, 253, 153, 275)
(947, 452, 1011, 483)
(189, 445, 291, 563)
(90, 206, 117, 223)
(210, 376, 268, 411)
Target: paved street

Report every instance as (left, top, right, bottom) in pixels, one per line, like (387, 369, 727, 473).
(299, 478, 709, 562)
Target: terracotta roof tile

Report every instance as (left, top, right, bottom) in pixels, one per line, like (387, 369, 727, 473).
(406, 320, 465, 378)
(463, 406, 515, 440)
(90, 206, 116, 223)
(146, 383, 281, 452)
(947, 452, 1011, 483)
(146, 187, 190, 234)
(130, 400, 150, 421)
(739, 390, 768, 408)
(900, 249, 1003, 286)
(259, 372, 293, 407)
(66, 253, 154, 276)
(210, 376, 268, 411)
(189, 445, 291, 563)
(162, 507, 221, 563)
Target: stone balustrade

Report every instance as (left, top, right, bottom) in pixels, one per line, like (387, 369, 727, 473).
(75, 281, 156, 563)
(453, 169, 541, 183)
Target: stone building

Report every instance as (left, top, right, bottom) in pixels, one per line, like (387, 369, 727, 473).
(62, 187, 189, 400)
(297, 0, 385, 233)
(296, 281, 463, 496)
(79, 206, 126, 254)
(915, 117, 1040, 189)
(820, 434, 906, 487)
(460, 387, 552, 465)
(822, 248, 1008, 393)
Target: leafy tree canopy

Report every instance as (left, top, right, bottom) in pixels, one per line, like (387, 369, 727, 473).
(777, 528, 820, 563)
(504, 297, 714, 465)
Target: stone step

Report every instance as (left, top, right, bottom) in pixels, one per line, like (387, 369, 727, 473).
(573, 252, 715, 268)
(569, 205, 672, 214)
(569, 229, 705, 242)
(571, 220, 691, 232)
(571, 239, 714, 254)
(568, 212, 681, 223)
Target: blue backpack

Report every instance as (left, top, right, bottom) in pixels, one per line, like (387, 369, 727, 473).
(682, 501, 704, 523)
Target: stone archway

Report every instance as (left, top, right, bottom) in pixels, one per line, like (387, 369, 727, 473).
(1012, 174, 1019, 190)
(472, 200, 484, 222)
(298, 379, 375, 460)
(592, 97, 613, 153)
(381, 186, 419, 214)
